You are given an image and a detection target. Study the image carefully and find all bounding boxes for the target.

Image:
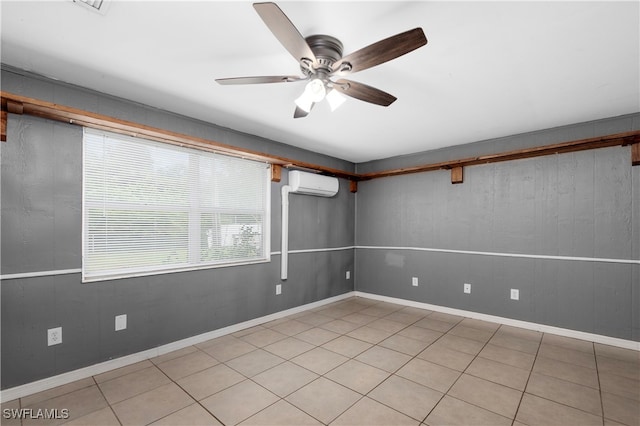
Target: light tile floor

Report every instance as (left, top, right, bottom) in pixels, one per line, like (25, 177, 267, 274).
(2, 297, 639, 425)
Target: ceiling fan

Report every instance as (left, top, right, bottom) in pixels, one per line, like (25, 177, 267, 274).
(216, 2, 428, 118)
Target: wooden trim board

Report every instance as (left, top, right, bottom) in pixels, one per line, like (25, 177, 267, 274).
(2, 91, 639, 189)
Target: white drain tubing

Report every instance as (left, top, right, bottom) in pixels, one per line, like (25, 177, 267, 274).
(281, 185, 292, 280)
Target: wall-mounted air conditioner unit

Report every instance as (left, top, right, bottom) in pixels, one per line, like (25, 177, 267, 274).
(289, 171, 339, 197)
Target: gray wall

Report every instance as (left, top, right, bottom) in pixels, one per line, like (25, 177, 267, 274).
(2, 65, 639, 390)
(1, 68, 355, 389)
(355, 114, 640, 341)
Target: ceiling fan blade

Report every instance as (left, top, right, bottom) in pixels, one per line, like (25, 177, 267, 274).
(333, 79, 397, 106)
(216, 75, 304, 85)
(253, 2, 317, 65)
(331, 28, 427, 75)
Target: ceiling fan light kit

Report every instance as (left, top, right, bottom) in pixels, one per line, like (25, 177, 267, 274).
(216, 2, 427, 118)
(325, 89, 346, 111)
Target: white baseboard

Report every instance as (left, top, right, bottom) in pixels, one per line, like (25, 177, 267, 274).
(354, 291, 640, 351)
(3, 290, 638, 402)
(0, 292, 355, 403)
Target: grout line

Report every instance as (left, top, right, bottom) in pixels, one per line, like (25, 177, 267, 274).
(242, 310, 361, 425)
(510, 328, 542, 426)
(91, 376, 123, 426)
(394, 316, 458, 424)
(429, 320, 510, 423)
(594, 341, 606, 425)
(151, 353, 227, 426)
(332, 306, 463, 423)
(277, 300, 409, 424)
(318, 300, 424, 424)
(511, 334, 612, 423)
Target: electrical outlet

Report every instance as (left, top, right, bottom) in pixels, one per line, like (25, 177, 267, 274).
(346, 270, 351, 280)
(412, 277, 419, 287)
(510, 288, 520, 300)
(48, 327, 62, 346)
(115, 314, 127, 331)
(464, 283, 471, 294)
(276, 284, 282, 295)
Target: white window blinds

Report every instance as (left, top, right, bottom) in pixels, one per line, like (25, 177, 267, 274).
(82, 128, 270, 282)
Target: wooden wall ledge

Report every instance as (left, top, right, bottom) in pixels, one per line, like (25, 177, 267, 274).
(2, 91, 639, 190)
(359, 132, 640, 181)
(0, 92, 359, 181)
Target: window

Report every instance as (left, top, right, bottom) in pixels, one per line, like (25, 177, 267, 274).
(82, 128, 270, 282)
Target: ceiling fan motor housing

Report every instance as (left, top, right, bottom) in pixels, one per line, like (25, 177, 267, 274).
(303, 35, 343, 74)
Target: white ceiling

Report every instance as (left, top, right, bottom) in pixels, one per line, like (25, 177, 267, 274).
(1, 1, 638, 163)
